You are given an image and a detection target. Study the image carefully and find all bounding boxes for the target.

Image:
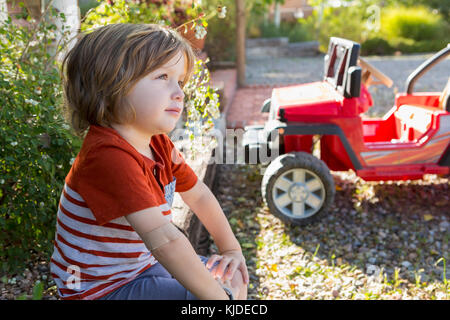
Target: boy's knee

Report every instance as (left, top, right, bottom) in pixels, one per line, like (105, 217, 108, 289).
(231, 269, 244, 288)
(230, 269, 247, 300)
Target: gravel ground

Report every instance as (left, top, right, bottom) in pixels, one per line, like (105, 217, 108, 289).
(2, 163, 448, 301)
(209, 163, 449, 300)
(246, 53, 450, 116)
(0, 256, 57, 300)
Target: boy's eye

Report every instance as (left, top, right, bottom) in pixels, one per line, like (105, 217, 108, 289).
(158, 74, 184, 87)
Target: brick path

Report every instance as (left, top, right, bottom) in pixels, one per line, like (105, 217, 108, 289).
(210, 69, 285, 129)
(225, 85, 272, 129)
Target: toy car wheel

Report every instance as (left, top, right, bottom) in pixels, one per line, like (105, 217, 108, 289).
(262, 152, 335, 226)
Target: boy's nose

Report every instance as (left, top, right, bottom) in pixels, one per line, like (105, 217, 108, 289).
(172, 86, 185, 101)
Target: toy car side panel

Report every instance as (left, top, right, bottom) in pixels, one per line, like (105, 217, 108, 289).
(282, 123, 363, 171)
(360, 113, 450, 166)
(321, 135, 356, 171)
(362, 115, 397, 143)
(436, 114, 450, 166)
(439, 144, 450, 167)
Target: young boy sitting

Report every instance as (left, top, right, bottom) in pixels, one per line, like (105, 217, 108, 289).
(50, 23, 248, 300)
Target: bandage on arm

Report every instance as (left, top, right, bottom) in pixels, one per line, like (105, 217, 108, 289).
(140, 222, 183, 251)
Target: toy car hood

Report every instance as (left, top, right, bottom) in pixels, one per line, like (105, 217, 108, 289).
(270, 81, 343, 120)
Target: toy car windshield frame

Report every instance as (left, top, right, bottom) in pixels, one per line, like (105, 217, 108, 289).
(324, 37, 362, 98)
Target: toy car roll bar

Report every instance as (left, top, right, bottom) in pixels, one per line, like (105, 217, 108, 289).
(405, 43, 450, 95)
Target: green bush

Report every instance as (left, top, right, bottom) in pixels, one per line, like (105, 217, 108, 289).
(361, 37, 395, 56)
(389, 37, 449, 54)
(360, 5, 450, 55)
(0, 11, 82, 273)
(383, 0, 450, 19)
(254, 20, 313, 43)
(205, 0, 277, 63)
(301, 3, 371, 52)
(380, 6, 446, 42)
(204, 0, 237, 63)
(78, 0, 100, 17)
(299, 1, 449, 55)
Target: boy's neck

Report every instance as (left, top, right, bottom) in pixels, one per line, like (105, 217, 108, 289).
(109, 123, 155, 160)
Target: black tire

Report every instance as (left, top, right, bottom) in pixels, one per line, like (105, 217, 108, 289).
(261, 152, 335, 226)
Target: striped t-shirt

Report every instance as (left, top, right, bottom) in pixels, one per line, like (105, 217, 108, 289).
(50, 125, 198, 300)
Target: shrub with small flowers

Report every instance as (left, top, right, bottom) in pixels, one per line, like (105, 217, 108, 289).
(0, 7, 83, 273)
(0, 0, 227, 274)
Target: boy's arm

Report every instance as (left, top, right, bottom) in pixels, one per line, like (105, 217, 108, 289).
(179, 179, 241, 253)
(125, 207, 232, 300)
(179, 180, 249, 283)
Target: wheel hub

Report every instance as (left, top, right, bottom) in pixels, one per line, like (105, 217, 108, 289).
(271, 167, 327, 219)
(288, 183, 309, 202)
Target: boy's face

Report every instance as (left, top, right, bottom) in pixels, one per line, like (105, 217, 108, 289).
(124, 50, 187, 136)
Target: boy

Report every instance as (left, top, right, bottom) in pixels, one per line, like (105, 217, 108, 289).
(50, 23, 248, 300)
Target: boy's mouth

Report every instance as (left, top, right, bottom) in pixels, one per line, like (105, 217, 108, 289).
(165, 107, 182, 115)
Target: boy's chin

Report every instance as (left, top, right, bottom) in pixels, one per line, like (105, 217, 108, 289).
(159, 123, 178, 135)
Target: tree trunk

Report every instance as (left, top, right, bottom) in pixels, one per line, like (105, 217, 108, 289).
(273, 1, 280, 28)
(50, 0, 80, 60)
(0, 0, 7, 24)
(235, 0, 246, 88)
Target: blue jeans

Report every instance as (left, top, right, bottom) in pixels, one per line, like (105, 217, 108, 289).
(99, 255, 217, 300)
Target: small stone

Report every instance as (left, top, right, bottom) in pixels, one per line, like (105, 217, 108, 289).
(366, 264, 379, 276)
(37, 264, 49, 273)
(435, 292, 446, 300)
(408, 252, 417, 260)
(313, 283, 322, 290)
(368, 257, 377, 264)
(392, 293, 402, 300)
(20, 279, 30, 287)
(401, 261, 412, 269)
(332, 289, 340, 298)
(439, 221, 449, 232)
(343, 243, 353, 252)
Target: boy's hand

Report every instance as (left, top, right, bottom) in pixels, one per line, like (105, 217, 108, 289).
(206, 249, 249, 285)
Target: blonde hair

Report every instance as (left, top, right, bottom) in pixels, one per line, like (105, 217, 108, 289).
(61, 23, 196, 135)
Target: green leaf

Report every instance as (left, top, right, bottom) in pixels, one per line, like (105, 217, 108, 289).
(241, 243, 255, 249)
(32, 280, 44, 300)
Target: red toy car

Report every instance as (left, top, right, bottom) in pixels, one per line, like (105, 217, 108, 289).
(243, 37, 450, 226)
